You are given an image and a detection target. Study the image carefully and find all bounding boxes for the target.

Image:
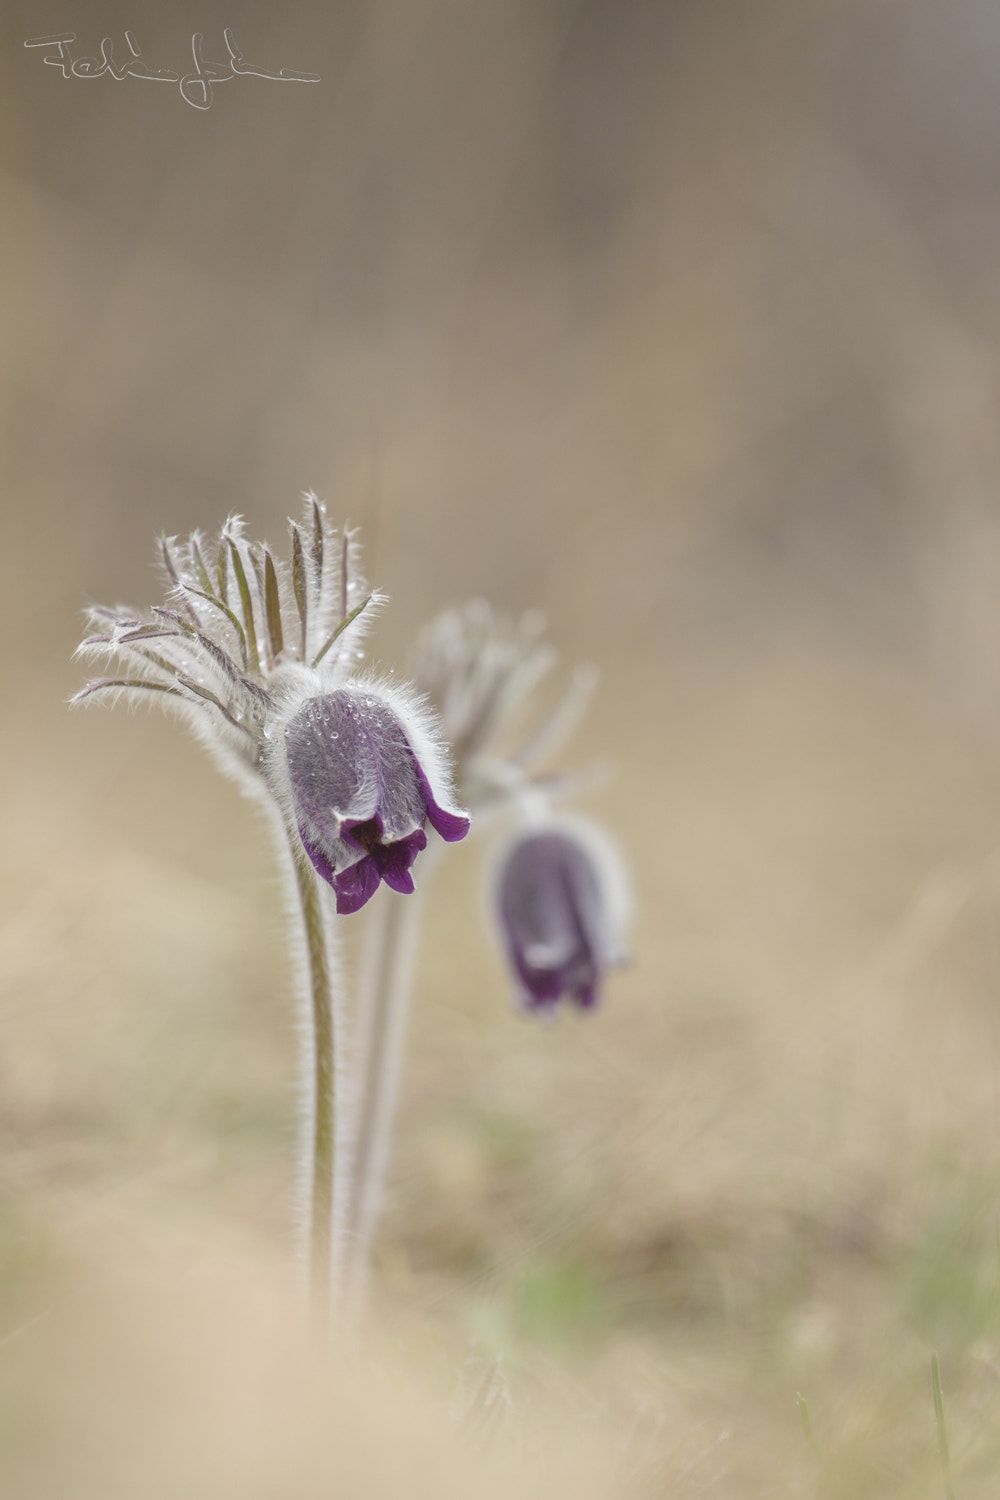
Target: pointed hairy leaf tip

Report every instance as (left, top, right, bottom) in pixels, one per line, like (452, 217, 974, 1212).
(226, 537, 260, 676)
(150, 605, 195, 636)
(291, 522, 308, 656)
(161, 538, 200, 626)
(160, 536, 181, 588)
(191, 536, 215, 598)
(216, 539, 229, 604)
(310, 494, 324, 584)
(339, 528, 349, 623)
(263, 549, 284, 661)
(73, 677, 184, 704)
(312, 594, 372, 666)
(117, 624, 178, 644)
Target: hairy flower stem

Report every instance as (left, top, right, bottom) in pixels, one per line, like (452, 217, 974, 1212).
(346, 850, 438, 1323)
(289, 835, 347, 1327)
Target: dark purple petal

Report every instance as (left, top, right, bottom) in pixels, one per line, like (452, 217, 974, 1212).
(374, 829, 427, 895)
(412, 761, 471, 843)
(333, 857, 381, 915)
(380, 863, 415, 896)
(497, 830, 605, 1013)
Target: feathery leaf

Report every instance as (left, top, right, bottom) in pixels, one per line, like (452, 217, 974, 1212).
(263, 548, 285, 662)
(291, 522, 308, 657)
(72, 678, 184, 704)
(313, 594, 372, 667)
(227, 538, 260, 676)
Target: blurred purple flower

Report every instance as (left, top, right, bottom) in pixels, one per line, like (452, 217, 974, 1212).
(496, 825, 628, 1012)
(284, 687, 470, 914)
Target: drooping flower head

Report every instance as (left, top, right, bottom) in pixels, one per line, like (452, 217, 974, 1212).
(495, 821, 629, 1013)
(413, 601, 631, 1013)
(74, 497, 469, 912)
(283, 686, 469, 914)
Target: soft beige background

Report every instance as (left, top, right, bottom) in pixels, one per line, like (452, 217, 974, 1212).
(7, 1, 1000, 1493)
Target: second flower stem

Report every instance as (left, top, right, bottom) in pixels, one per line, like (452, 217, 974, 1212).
(346, 867, 430, 1322)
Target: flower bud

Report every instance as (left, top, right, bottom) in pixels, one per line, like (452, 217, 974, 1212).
(284, 687, 470, 914)
(495, 823, 628, 1012)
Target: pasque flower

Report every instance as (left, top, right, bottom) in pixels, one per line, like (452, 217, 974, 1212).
(496, 822, 628, 1012)
(74, 498, 468, 914)
(74, 497, 470, 1321)
(414, 601, 631, 1016)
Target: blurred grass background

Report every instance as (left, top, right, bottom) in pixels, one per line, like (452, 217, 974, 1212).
(7, 0, 1000, 1492)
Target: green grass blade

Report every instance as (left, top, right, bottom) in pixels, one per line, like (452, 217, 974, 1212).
(796, 1393, 821, 1461)
(931, 1353, 956, 1500)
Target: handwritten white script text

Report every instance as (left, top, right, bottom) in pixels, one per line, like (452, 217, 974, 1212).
(24, 29, 320, 110)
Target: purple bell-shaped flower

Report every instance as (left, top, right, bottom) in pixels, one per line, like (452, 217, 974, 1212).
(495, 823, 628, 1012)
(284, 686, 470, 914)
